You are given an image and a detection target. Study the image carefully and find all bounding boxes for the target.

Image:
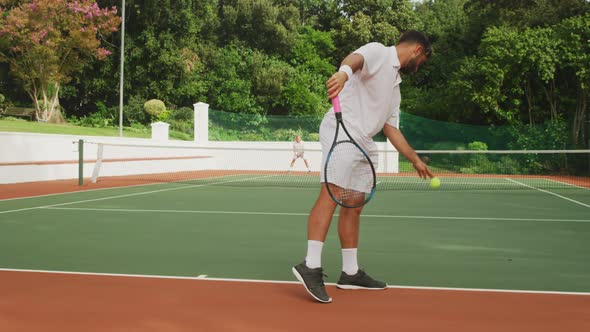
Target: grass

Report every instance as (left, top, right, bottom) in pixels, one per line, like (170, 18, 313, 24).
(0, 117, 192, 140)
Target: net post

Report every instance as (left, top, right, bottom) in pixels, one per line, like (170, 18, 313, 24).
(78, 139, 84, 186)
(91, 143, 104, 183)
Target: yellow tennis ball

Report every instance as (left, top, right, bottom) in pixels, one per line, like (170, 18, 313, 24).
(430, 177, 441, 189)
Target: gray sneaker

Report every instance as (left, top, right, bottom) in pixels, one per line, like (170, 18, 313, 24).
(292, 262, 332, 303)
(336, 269, 387, 290)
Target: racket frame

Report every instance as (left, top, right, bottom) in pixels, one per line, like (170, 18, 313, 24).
(324, 97, 377, 208)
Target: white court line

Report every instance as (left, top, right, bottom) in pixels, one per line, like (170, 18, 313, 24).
(40, 207, 590, 223)
(0, 175, 277, 215)
(378, 179, 518, 186)
(0, 268, 588, 296)
(545, 178, 590, 191)
(0, 173, 258, 202)
(505, 178, 590, 208)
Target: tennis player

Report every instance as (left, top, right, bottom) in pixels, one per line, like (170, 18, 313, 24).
(289, 135, 311, 172)
(292, 31, 434, 303)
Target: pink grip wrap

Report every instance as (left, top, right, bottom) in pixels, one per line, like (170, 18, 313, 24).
(332, 96, 341, 114)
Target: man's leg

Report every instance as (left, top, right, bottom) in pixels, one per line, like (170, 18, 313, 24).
(338, 205, 362, 248)
(336, 196, 387, 290)
(338, 201, 363, 275)
(292, 184, 338, 303)
(304, 184, 339, 269)
(307, 184, 338, 243)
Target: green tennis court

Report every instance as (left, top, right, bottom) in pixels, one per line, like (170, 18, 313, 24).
(1, 172, 589, 293)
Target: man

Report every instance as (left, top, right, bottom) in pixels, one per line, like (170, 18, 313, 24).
(292, 31, 434, 303)
(289, 135, 311, 172)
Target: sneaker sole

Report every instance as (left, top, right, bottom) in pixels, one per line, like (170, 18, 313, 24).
(336, 284, 387, 290)
(292, 267, 332, 303)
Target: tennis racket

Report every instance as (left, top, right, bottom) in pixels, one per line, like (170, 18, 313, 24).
(324, 96, 377, 208)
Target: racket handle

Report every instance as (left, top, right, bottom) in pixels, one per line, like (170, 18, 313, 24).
(332, 96, 342, 114)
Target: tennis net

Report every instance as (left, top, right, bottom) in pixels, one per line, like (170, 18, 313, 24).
(79, 141, 590, 191)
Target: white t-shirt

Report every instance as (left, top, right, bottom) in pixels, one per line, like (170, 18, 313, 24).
(293, 142, 304, 154)
(324, 42, 402, 152)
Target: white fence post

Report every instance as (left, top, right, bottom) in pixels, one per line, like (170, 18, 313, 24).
(193, 102, 209, 145)
(151, 121, 170, 141)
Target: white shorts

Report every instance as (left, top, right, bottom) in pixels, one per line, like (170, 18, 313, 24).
(292, 152, 305, 159)
(319, 117, 377, 193)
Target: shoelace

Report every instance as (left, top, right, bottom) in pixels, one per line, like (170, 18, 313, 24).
(356, 270, 375, 283)
(308, 270, 329, 285)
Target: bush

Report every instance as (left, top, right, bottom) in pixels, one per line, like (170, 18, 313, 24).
(304, 132, 320, 141)
(467, 141, 488, 151)
(169, 107, 193, 121)
(429, 141, 466, 150)
(509, 119, 568, 150)
(74, 101, 116, 128)
(144, 99, 166, 118)
(209, 127, 241, 141)
(78, 112, 110, 128)
(241, 132, 266, 141)
(119, 95, 148, 125)
(272, 128, 301, 141)
(168, 119, 193, 135)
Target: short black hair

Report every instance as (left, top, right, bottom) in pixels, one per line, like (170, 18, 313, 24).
(398, 30, 432, 57)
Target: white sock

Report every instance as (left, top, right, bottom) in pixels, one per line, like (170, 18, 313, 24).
(342, 248, 359, 275)
(305, 240, 324, 269)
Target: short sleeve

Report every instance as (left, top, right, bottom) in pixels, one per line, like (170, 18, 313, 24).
(353, 42, 388, 78)
(386, 110, 399, 128)
(386, 84, 402, 129)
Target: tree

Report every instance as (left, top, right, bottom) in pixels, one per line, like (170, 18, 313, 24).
(452, 26, 554, 125)
(0, 0, 120, 122)
(291, 26, 335, 78)
(219, 0, 301, 56)
(62, 0, 218, 116)
(330, 0, 416, 60)
(464, 0, 590, 50)
(204, 46, 263, 115)
(556, 14, 590, 147)
(410, 0, 472, 122)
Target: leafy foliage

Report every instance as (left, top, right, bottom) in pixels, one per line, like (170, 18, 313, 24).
(1, 0, 589, 154)
(144, 99, 166, 118)
(0, 0, 120, 122)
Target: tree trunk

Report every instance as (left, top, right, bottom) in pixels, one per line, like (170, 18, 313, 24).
(525, 77, 533, 125)
(32, 81, 66, 124)
(572, 89, 587, 147)
(47, 82, 66, 124)
(47, 107, 66, 124)
(28, 82, 41, 121)
(543, 79, 558, 121)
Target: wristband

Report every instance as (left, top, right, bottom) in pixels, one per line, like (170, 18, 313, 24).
(338, 65, 353, 80)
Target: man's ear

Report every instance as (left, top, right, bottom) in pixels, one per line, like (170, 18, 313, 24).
(414, 44, 424, 56)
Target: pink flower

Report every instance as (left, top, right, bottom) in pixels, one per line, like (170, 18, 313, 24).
(97, 47, 112, 59)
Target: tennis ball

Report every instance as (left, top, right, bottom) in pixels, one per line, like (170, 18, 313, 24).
(429, 177, 441, 189)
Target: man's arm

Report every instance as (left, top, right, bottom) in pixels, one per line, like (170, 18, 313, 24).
(326, 53, 364, 99)
(383, 123, 433, 179)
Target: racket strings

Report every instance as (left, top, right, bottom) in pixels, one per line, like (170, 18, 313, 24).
(325, 141, 374, 205)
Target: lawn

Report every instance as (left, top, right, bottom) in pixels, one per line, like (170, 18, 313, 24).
(0, 117, 192, 140)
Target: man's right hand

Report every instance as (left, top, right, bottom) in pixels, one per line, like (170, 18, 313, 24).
(326, 71, 348, 99)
